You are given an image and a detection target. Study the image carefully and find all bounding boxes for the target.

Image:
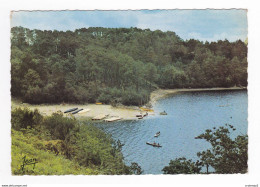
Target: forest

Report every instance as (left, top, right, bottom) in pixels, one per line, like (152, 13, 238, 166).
(11, 26, 247, 106)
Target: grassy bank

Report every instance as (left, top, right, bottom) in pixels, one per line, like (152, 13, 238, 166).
(11, 107, 142, 175)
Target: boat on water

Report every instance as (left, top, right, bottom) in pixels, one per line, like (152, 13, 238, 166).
(64, 108, 78, 113)
(72, 108, 83, 114)
(154, 131, 160, 137)
(160, 111, 167, 115)
(146, 142, 162, 147)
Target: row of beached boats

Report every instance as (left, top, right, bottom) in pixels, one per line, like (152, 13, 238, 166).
(64, 108, 121, 122)
(91, 114, 121, 122)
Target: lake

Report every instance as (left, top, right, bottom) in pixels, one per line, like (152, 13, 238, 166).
(96, 90, 248, 174)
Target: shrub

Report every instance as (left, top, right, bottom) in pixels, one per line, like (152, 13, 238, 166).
(11, 107, 42, 130)
(43, 112, 77, 140)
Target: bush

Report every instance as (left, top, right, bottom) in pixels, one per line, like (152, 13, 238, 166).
(11, 107, 42, 130)
(121, 88, 149, 106)
(11, 107, 143, 175)
(162, 157, 201, 174)
(43, 112, 77, 140)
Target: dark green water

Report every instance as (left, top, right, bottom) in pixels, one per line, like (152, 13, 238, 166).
(97, 90, 248, 174)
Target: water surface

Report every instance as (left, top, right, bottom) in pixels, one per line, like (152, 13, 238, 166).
(96, 90, 248, 174)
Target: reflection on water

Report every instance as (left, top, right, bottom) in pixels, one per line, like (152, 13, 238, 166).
(95, 90, 248, 174)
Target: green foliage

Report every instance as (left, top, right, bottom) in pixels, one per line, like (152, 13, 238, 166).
(195, 124, 248, 173)
(11, 107, 142, 175)
(43, 112, 77, 140)
(162, 157, 201, 174)
(11, 26, 248, 106)
(63, 124, 132, 174)
(11, 129, 97, 175)
(163, 125, 248, 174)
(129, 162, 143, 175)
(11, 107, 42, 130)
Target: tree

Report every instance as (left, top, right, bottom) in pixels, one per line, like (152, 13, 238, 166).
(11, 26, 248, 105)
(144, 63, 158, 87)
(195, 124, 248, 174)
(162, 125, 248, 174)
(162, 157, 201, 174)
(129, 162, 143, 175)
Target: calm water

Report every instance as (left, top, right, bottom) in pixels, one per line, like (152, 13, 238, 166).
(96, 90, 248, 174)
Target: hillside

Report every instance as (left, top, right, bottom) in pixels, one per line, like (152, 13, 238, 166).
(11, 27, 247, 105)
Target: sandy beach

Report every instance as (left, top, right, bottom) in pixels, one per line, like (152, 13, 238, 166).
(11, 100, 146, 120)
(11, 87, 246, 121)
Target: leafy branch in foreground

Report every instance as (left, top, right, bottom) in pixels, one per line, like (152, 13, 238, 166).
(195, 124, 248, 174)
(162, 124, 248, 174)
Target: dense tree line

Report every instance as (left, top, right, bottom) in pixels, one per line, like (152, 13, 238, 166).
(11, 26, 247, 105)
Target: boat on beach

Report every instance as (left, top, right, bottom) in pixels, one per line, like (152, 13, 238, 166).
(77, 108, 90, 114)
(154, 131, 160, 137)
(136, 112, 148, 119)
(146, 142, 162, 147)
(64, 108, 78, 113)
(92, 114, 108, 120)
(104, 117, 121, 122)
(140, 107, 154, 112)
(72, 108, 83, 114)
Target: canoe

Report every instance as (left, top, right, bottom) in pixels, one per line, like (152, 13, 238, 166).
(64, 108, 78, 113)
(146, 142, 162, 147)
(154, 132, 160, 137)
(77, 109, 90, 114)
(136, 114, 143, 117)
(72, 108, 83, 114)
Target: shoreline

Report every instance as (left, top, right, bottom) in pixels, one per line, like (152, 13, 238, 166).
(11, 87, 246, 121)
(149, 87, 247, 106)
(11, 100, 142, 121)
